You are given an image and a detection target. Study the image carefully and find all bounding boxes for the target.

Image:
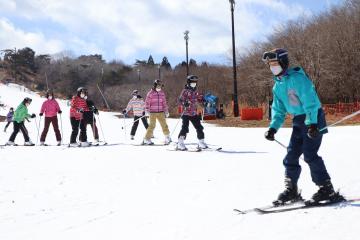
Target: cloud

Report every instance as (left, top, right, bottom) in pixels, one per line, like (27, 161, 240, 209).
(0, 0, 310, 63)
(0, 17, 64, 54)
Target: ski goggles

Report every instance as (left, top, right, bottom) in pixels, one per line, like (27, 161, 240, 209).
(262, 51, 288, 63)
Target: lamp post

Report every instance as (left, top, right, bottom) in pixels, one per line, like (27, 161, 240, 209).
(158, 65, 161, 80)
(184, 30, 190, 76)
(229, 0, 239, 117)
(137, 69, 141, 82)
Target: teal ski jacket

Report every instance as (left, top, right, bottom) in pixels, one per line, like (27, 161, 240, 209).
(270, 67, 321, 130)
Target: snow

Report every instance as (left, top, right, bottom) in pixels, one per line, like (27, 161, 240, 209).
(0, 83, 360, 240)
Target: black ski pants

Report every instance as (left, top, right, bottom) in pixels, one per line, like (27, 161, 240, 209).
(70, 117, 87, 143)
(178, 115, 204, 139)
(9, 121, 30, 142)
(130, 116, 148, 136)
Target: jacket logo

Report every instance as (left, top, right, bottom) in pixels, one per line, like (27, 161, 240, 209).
(288, 89, 300, 106)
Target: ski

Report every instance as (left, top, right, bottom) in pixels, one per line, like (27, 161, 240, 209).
(167, 146, 222, 152)
(233, 200, 303, 215)
(234, 198, 360, 215)
(254, 198, 360, 214)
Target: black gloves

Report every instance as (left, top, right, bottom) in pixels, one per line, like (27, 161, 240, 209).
(58, 110, 62, 114)
(39, 113, 43, 117)
(183, 101, 190, 108)
(264, 128, 277, 141)
(122, 109, 127, 114)
(30, 113, 36, 118)
(93, 108, 99, 115)
(307, 124, 319, 139)
(77, 108, 84, 113)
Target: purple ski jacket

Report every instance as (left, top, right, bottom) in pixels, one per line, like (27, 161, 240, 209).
(178, 87, 204, 116)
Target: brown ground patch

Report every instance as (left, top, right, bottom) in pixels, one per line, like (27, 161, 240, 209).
(205, 114, 360, 128)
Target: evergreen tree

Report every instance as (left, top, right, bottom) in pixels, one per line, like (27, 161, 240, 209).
(161, 56, 172, 69)
(147, 55, 155, 65)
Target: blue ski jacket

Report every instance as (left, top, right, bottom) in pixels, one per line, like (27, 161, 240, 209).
(270, 66, 322, 130)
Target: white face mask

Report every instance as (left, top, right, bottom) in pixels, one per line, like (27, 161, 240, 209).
(84, 95, 88, 100)
(270, 65, 283, 76)
(48, 96, 53, 100)
(132, 95, 137, 99)
(156, 87, 161, 92)
(80, 93, 85, 98)
(190, 83, 197, 88)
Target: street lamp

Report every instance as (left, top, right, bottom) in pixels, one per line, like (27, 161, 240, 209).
(229, 0, 239, 117)
(184, 30, 190, 76)
(137, 69, 141, 82)
(158, 65, 161, 80)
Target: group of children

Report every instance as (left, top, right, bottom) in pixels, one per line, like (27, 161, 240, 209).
(3, 88, 100, 147)
(1, 47, 346, 205)
(123, 76, 208, 150)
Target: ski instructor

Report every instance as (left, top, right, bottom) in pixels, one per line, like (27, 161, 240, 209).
(262, 48, 344, 206)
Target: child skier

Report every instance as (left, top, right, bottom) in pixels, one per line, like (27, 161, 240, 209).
(39, 90, 62, 146)
(6, 97, 36, 146)
(69, 87, 89, 147)
(84, 97, 100, 145)
(143, 79, 171, 145)
(176, 75, 208, 150)
(262, 48, 344, 206)
(4, 107, 14, 132)
(123, 90, 148, 140)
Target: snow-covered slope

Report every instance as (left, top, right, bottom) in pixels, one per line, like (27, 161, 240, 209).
(0, 83, 359, 240)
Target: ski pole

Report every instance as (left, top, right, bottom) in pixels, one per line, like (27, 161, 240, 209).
(121, 115, 147, 129)
(123, 114, 127, 139)
(35, 116, 41, 144)
(274, 138, 304, 160)
(59, 113, 64, 144)
(320, 109, 360, 132)
(96, 114, 107, 144)
(169, 110, 185, 139)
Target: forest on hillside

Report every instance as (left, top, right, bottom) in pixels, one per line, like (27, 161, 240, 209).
(0, 0, 359, 114)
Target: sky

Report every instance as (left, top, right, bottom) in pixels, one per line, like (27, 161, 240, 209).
(0, 0, 344, 66)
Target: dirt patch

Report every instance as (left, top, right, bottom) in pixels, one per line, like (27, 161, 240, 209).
(205, 114, 360, 128)
(0, 116, 6, 122)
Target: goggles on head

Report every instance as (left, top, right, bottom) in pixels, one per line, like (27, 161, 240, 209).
(262, 51, 288, 64)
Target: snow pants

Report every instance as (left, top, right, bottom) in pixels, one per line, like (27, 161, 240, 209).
(145, 112, 170, 140)
(40, 116, 61, 142)
(70, 117, 87, 143)
(130, 115, 148, 136)
(283, 108, 331, 186)
(9, 121, 30, 142)
(178, 115, 204, 139)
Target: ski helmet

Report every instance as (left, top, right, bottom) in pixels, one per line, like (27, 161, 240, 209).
(187, 75, 199, 84)
(132, 89, 139, 96)
(77, 87, 87, 96)
(153, 79, 163, 89)
(262, 48, 289, 70)
(45, 90, 54, 99)
(23, 97, 32, 105)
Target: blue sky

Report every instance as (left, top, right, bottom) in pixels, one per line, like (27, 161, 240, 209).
(0, 0, 343, 66)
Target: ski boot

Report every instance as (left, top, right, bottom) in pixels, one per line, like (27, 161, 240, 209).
(198, 139, 208, 149)
(93, 139, 100, 146)
(69, 142, 79, 147)
(130, 135, 135, 140)
(57, 141, 61, 146)
(305, 180, 345, 206)
(24, 141, 35, 146)
(40, 142, 47, 146)
(273, 178, 303, 206)
(5, 141, 17, 146)
(164, 135, 172, 145)
(176, 136, 187, 151)
(80, 141, 90, 147)
(143, 138, 154, 145)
